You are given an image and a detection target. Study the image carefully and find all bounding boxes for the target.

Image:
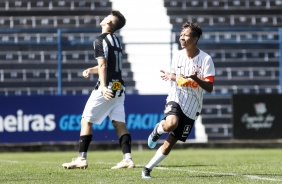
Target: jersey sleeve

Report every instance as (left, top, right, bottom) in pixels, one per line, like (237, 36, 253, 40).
(170, 51, 180, 74)
(94, 38, 105, 59)
(203, 56, 215, 78)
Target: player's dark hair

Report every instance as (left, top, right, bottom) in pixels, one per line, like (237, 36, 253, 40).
(111, 10, 126, 32)
(182, 22, 202, 41)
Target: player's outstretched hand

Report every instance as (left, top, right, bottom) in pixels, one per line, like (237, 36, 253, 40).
(160, 70, 171, 81)
(181, 72, 198, 80)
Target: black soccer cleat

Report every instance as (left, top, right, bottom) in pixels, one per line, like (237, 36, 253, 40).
(141, 167, 152, 179)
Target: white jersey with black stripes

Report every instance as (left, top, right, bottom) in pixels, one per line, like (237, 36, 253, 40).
(166, 49, 215, 120)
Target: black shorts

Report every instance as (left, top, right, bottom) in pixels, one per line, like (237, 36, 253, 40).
(164, 101, 195, 142)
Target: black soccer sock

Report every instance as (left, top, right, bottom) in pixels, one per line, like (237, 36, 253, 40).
(119, 134, 132, 155)
(79, 135, 92, 153)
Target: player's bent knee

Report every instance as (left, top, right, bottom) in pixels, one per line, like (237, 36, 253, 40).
(163, 121, 178, 132)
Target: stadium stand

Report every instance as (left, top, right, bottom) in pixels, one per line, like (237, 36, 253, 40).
(165, 0, 281, 139)
(0, 0, 137, 95)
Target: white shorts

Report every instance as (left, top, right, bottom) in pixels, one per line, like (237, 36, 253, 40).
(82, 89, 125, 124)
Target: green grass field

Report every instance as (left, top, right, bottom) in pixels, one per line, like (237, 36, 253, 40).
(0, 148, 282, 184)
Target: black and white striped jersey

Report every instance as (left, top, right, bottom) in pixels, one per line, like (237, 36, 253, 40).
(93, 33, 125, 96)
(167, 49, 215, 120)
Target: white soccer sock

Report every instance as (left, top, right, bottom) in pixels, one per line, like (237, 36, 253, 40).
(123, 153, 132, 160)
(157, 121, 167, 134)
(145, 146, 167, 170)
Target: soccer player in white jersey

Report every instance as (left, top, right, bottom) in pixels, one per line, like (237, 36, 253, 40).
(142, 22, 215, 179)
(62, 11, 135, 169)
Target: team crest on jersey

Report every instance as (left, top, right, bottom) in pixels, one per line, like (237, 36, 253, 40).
(111, 81, 122, 91)
(192, 65, 202, 75)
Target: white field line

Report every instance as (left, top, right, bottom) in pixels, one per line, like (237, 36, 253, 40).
(244, 175, 282, 182)
(96, 162, 282, 182)
(157, 167, 282, 182)
(0, 159, 19, 163)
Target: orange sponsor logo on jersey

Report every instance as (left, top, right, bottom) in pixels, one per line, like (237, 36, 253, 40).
(112, 81, 122, 91)
(177, 77, 198, 88)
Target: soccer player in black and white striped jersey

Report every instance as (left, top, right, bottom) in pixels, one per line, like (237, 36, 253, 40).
(62, 11, 135, 170)
(142, 22, 215, 179)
